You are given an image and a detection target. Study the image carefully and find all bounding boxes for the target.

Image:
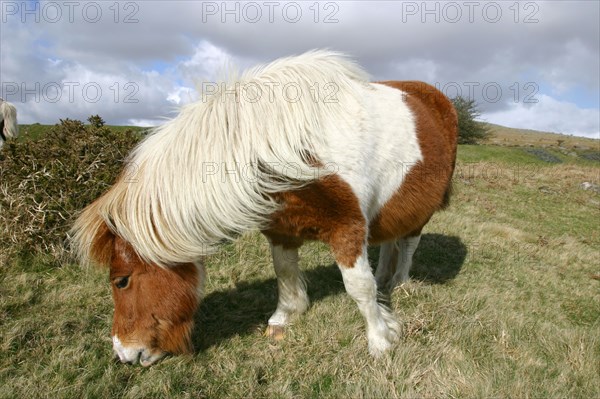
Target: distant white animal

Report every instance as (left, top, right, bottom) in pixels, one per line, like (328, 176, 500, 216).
(0, 98, 19, 149)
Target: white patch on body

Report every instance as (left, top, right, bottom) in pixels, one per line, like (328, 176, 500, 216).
(319, 82, 422, 222)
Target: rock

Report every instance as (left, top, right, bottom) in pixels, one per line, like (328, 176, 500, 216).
(580, 182, 600, 194)
(580, 152, 600, 162)
(524, 148, 563, 163)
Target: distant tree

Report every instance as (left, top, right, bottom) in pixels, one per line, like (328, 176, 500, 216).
(87, 115, 105, 128)
(451, 96, 492, 144)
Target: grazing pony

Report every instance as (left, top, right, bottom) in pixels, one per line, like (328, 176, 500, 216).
(71, 50, 457, 366)
(0, 98, 19, 149)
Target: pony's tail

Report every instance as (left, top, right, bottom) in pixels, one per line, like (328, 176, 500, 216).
(440, 183, 453, 209)
(0, 101, 18, 139)
(441, 100, 458, 210)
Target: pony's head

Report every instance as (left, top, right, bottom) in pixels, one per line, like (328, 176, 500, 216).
(72, 213, 204, 366)
(110, 236, 204, 366)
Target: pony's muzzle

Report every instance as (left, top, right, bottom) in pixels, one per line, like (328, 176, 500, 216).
(112, 335, 165, 366)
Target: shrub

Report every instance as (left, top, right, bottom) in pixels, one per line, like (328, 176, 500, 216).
(0, 116, 142, 266)
(452, 96, 492, 144)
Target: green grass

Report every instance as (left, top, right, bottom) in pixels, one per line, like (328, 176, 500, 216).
(1, 144, 599, 398)
(458, 144, 547, 164)
(458, 144, 599, 167)
(17, 124, 147, 141)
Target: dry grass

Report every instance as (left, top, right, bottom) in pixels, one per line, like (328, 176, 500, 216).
(1, 138, 599, 398)
(485, 123, 600, 150)
(0, 119, 141, 265)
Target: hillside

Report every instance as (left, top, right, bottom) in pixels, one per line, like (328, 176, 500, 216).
(484, 123, 599, 149)
(17, 122, 599, 149)
(1, 122, 598, 398)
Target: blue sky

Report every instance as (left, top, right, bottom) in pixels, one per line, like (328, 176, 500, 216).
(1, 0, 598, 138)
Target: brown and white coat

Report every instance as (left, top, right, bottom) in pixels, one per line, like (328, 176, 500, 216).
(71, 51, 457, 365)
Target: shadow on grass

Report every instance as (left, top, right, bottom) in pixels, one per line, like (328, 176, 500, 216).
(193, 263, 344, 351)
(193, 233, 466, 350)
(408, 233, 466, 284)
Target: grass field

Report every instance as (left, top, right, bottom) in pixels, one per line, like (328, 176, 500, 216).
(1, 125, 599, 398)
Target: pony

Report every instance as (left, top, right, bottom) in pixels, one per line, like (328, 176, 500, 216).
(0, 98, 19, 149)
(71, 50, 457, 366)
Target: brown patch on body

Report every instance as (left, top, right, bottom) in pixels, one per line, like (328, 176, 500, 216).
(264, 174, 366, 267)
(369, 81, 458, 243)
(110, 236, 200, 355)
(264, 232, 305, 250)
(265, 81, 458, 262)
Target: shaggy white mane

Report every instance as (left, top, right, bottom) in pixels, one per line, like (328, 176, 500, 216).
(72, 50, 370, 267)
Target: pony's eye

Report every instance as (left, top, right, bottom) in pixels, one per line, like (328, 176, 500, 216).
(114, 276, 130, 289)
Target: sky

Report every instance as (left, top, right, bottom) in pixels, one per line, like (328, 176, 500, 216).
(1, 0, 598, 138)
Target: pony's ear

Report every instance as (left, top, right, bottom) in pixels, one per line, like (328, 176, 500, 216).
(89, 222, 115, 268)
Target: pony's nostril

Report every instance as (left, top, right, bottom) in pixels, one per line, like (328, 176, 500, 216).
(140, 355, 153, 367)
(140, 350, 166, 367)
(118, 351, 141, 365)
(112, 335, 145, 365)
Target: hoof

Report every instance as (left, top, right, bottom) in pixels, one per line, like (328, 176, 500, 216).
(265, 324, 285, 341)
(368, 307, 401, 357)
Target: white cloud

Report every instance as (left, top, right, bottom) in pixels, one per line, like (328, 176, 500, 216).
(484, 94, 600, 139)
(178, 41, 235, 82)
(1, 1, 598, 137)
(166, 86, 195, 106)
(127, 119, 161, 128)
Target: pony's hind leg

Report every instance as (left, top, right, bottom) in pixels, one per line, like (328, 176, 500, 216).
(375, 241, 400, 291)
(266, 243, 309, 340)
(375, 235, 422, 292)
(390, 235, 421, 289)
(337, 246, 400, 357)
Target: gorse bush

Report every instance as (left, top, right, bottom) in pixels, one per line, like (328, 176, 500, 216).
(451, 96, 492, 144)
(0, 116, 142, 265)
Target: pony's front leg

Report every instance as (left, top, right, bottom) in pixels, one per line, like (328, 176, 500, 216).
(337, 246, 400, 357)
(266, 243, 309, 339)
